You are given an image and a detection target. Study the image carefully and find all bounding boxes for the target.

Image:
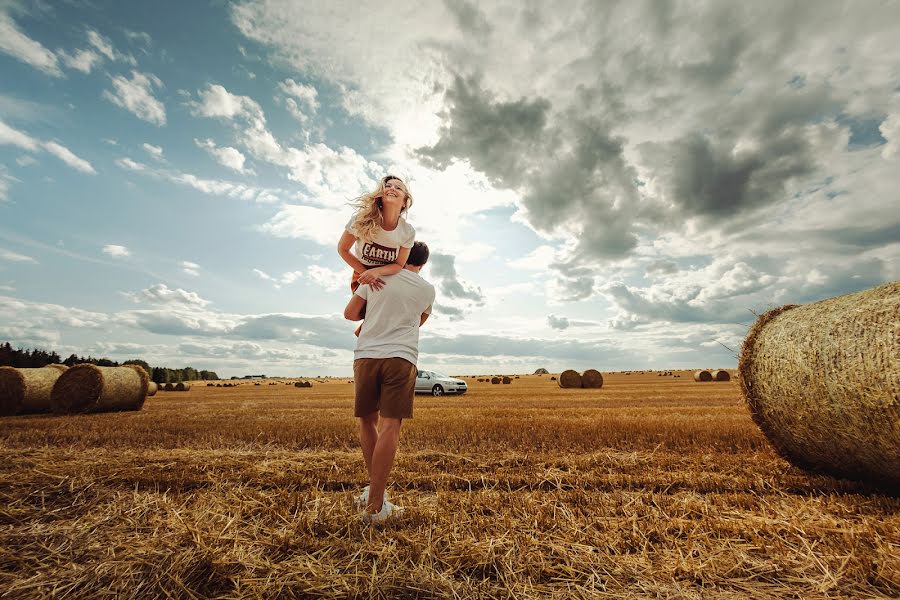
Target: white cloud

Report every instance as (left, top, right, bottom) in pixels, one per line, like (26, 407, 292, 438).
(130, 283, 211, 308)
(0, 248, 36, 263)
(259, 204, 347, 246)
(115, 157, 146, 171)
(279, 78, 319, 110)
(180, 261, 200, 277)
(880, 111, 900, 160)
(0, 11, 62, 76)
(0, 119, 39, 150)
(306, 265, 345, 292)
(193, 84, 263, 121)
(252, 268, 305, 290)
(507, 245, 557, 271)
(58, 48, 101, 73)
(103, 71, 166, 126)
(102, 244, 130, 258)
(43, 141, 96, 174)
(86, 30, 116, 61)
(195, 138, 251, 174)
(16, 155, 35, 167)
(142, 143, 164, 159)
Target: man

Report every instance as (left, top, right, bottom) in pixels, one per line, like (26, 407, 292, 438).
(343, 241, 435, 523)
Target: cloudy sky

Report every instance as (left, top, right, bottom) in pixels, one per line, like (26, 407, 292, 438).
(1, 1, 898, 377)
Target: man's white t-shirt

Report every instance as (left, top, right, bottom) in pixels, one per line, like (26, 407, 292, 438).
(354, 269, 435, 366)
(345, 215, 415, 267)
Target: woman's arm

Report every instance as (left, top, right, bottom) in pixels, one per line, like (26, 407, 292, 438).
(337, 231, 367, 273)
(357, 246, 411, 285)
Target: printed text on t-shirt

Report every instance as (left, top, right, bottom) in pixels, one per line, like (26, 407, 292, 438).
(362, 241, 397, 264)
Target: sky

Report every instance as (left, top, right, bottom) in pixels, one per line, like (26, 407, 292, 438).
(1, 0, 898, 377)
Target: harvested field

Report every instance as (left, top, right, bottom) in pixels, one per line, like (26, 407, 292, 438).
(1, 372, 897, 598)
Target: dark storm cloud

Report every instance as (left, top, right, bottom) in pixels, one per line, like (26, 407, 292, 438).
(418, 76, 642, 260)
(417, 74, 551, 187)
(428, 252, 484, 303)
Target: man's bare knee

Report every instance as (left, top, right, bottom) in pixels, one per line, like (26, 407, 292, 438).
(378, 417, 402, 434)
(359, 412, 379, 427)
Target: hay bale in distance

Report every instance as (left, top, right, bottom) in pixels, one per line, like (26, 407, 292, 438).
(50, 364, 148, 414)
(502, 376, 511, 384)
(175, 382, 191, 392)
(0, 366, 67, 416)
(694, 370, 713, 382)
(490, 377, 501, 384)
(147, 381, 158, 397)
(739, 280, 900, 489)
(558, 370, 582, 388)
(714, 370, 731, 382)
(164, 383, 176, 391)
(581, 369, 604, 389)
(550, 376, 557, 381)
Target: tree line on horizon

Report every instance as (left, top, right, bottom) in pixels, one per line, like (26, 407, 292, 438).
(0, 342, 219, 383)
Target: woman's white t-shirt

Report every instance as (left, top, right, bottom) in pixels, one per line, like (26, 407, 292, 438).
(345, 215, 416, 267)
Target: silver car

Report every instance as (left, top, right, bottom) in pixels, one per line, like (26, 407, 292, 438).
(415, 370, 468, 396)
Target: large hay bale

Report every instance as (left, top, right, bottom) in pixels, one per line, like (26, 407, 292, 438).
(558, 370, 582, 388)
(147, 381, 158, 396)
(164, 383, 176, 391)
(714, 370, 731, 382)
(693, 370, 713, 382)
(50, 364, 148, 414)
(502, 376, 511, 384)
(175, 382, 191, 392)
(0, 366, 67, 415)
(581, 369, 604, 389)
(740, 281, 900, 489)
(490, 377, 501, 384)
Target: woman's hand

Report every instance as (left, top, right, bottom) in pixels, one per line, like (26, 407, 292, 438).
(357, 268, 386, 291)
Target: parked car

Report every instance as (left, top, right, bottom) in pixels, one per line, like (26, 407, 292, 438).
(415, 370, 467, 396)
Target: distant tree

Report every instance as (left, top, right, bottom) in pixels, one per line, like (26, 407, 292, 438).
(124, 359, 151, 377)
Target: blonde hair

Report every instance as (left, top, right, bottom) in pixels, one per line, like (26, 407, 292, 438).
(349, 175, 413, 242)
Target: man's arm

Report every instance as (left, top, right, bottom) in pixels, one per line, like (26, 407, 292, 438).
(419, 312, 429, 327)
(344, 293, 367, 321)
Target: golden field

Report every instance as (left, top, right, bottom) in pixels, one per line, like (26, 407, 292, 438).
(1, 372, 897, 598)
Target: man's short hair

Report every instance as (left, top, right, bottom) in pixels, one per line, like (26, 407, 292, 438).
(407, 241, 429, 266)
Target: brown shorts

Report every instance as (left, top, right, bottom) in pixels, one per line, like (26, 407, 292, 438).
(353, 357, 416, 419)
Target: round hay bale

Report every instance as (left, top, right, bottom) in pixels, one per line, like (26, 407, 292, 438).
(164, 383, 176, 391)
(502, 376, 511, 384)
(490, 377, 501, 384)
(50, 364, 148, 414)
(147, 381, 158, 397)
(558, 370, 582, 388)
(550, 376, 557, 381)
(175, 382, 191, 392)
(693, 370, 713, 382)
(581, 369, 604, 389)
(0, 366, 66, 416)
(740, 281, 900, 489)
(714, 369, 731, 382)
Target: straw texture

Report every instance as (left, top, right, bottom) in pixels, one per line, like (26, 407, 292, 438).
(739, 280, 900, 490)
(0, 366, 66, 416)
(558, 370, 582, 388)
(694, 370, 713, 382)
(50, 364, 149, 414)
(581, 369, 604, 389)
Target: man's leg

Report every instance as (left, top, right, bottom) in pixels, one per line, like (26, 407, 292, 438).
(358, 411, 379, 477)
(365, 417, 402, 512)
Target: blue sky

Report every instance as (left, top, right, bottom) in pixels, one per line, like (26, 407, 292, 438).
(1, 0, 898, 377)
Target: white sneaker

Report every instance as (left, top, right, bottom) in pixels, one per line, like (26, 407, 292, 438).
(361, 499, 403, 524)
(353, 486, 389, 511)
